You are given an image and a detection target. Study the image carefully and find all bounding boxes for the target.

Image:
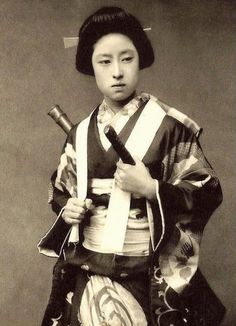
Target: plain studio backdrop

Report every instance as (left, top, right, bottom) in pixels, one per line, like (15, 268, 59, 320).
(0, 1, 235, 325)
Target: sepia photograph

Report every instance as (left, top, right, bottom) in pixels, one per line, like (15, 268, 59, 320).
(0, 1, 235, 325)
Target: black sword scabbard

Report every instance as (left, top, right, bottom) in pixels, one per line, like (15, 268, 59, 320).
(104, 125, 135, 165)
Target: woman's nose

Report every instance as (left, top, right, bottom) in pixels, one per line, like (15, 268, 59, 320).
(112, 61, 123, 79)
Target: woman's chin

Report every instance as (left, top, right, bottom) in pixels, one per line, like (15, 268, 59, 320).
(107, 91, 135, 104)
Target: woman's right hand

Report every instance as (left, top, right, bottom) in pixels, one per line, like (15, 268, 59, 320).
(62, 198, 92, 225)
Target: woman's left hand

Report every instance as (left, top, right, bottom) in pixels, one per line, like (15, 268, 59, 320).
(114, 157, 156, 200)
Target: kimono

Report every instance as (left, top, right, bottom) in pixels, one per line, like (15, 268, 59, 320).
(38, 93, 225, 326)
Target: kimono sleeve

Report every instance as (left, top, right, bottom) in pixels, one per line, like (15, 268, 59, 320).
(158, 124, 223, 229)
(38, 126, 77, 257)
(150, 122, 223, 296)
(48, 126, 78, 215)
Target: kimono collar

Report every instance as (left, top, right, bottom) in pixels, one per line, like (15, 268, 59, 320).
(97, 92, 202, 137)
(97, 93, 149, 125)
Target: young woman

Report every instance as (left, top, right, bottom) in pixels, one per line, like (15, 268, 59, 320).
(39, 6, 224, 326)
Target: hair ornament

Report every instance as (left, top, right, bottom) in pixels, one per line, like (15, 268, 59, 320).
(63, 27, 151, 48)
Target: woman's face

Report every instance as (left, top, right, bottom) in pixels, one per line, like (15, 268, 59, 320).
(92, 33, 139, 108)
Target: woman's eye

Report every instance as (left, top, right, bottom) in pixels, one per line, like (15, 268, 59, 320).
(99, 60, 110, 65)
(122, 57, 133, 62)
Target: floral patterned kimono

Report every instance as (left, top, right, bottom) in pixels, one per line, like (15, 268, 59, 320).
(38, 93, 225, 326)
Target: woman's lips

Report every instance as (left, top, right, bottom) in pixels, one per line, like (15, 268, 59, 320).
(111, 83, 126, 88)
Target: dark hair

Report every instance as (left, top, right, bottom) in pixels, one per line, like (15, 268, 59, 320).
(76, 7, 154, 75)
